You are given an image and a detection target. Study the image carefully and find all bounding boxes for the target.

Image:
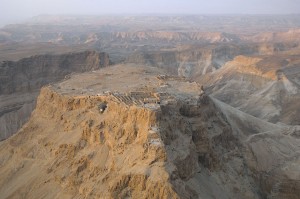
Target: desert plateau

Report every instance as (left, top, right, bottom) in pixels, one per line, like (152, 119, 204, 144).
(1, 1, 300, 198)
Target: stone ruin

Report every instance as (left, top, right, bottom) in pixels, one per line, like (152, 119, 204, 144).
(110, 91, 162, 107)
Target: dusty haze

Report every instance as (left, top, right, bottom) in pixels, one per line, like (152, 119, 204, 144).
(1, 0, 300, 27)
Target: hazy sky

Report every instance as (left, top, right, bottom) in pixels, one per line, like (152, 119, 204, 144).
(1, 0, 300, 26)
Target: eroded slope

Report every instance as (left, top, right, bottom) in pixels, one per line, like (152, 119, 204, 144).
(200, 53, 300, 124)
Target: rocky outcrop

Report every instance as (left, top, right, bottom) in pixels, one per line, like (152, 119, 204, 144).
(0, 51, 110, 140)
(0, 86, 176, 198)
(0, 83, 255, 199)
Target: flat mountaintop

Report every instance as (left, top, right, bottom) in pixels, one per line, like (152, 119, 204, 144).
(54, 64, 202, 102)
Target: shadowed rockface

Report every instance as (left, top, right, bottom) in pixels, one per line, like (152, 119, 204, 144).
(0, 51, 110, 140)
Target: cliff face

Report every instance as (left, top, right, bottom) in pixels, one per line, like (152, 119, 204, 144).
(0, 86, 251, 199)
(0, 51, 110, 140)
(0, 51, 110, 95)
(0, 86, 173, 198)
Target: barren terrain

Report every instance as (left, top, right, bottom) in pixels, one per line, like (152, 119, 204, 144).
(0, 15, 300, 199)
(0, 65, 299, 198)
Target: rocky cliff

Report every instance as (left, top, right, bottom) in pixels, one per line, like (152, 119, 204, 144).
(0, 51, 110, 140)
(0, 51, 110, 95)
(0, 70, 253, 199)
(1, 65, 299, 198)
